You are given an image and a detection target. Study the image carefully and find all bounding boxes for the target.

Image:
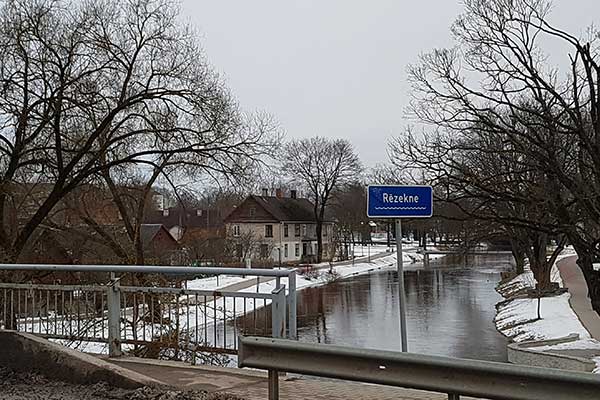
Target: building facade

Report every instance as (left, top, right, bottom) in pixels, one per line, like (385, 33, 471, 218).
(223, 192, 335, 264)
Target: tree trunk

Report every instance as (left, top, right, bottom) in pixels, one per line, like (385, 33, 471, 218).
(530, 259, 553, 291)
(527, 233, 553, 292)
(316, 221, 323, 263)
(510, 239, 526, 274)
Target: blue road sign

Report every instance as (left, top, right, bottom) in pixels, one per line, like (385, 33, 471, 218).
(367, 185, 433, 218)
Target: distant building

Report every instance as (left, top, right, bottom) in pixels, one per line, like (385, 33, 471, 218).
(223, 190, 335, 264)
(145, 206, 225, 241)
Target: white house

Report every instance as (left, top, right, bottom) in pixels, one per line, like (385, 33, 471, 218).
(223, 190, 335, 264)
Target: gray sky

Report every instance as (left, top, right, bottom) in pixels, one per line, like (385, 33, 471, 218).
(182, 1, 599, 167)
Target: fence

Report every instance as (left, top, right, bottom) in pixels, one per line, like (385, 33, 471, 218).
(0, 264, 296, 359)
(238, 336, 600, 400)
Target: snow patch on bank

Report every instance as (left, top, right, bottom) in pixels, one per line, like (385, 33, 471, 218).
(494, 249, 600, 372)
(495, 293, 590, 342)
(495, 251, 582, 342)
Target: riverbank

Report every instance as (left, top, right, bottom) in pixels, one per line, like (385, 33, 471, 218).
(494, 250, 600, 372)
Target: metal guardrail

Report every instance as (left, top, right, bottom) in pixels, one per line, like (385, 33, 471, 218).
(0, 264, 296, 358)
(238, 336, 600, 400)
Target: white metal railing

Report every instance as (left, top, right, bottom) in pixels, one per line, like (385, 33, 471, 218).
(0, 264, 296, 358)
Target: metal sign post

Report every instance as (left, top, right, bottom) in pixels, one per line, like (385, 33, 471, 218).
(367, 185, 433, 353)
(395, 218, 408, 352)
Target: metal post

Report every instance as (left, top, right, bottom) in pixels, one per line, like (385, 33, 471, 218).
(288, 272, 297, 339)
(395, 219, 408, 352)
(269, 285, 286, 400)
(268, 369, 279, 400)
(107, 273, 122, 357)
(271, 285, 286, 339)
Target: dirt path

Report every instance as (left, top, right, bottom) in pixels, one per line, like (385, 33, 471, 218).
(0, 367, 240, 400)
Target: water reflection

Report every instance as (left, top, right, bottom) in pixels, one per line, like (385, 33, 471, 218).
(295, 255, 511, 362)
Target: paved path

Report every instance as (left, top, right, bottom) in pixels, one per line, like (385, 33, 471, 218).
(107, 357, 478, 400)
(557, 256, 600, 340)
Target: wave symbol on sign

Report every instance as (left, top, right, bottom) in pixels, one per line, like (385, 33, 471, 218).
(374, 207, 427, 210)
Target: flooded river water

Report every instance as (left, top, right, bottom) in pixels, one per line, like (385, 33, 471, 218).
(294, 255, 512, 362)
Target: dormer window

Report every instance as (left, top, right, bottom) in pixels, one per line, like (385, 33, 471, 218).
(249, 207, 256, 217)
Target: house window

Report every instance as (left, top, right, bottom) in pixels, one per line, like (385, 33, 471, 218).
(295, 243, 300, 257)
(260, 244, 269, 258)
(249, 207, 256, 217)
(284, 224, 289, 237)
(302, 224, 307, 236)
(284, 244, 288, 258)
(232, 225, 240, 237)
(324, 225, 328, 237)
(294, 224, 300, 237)
(265, 224, 273, 238)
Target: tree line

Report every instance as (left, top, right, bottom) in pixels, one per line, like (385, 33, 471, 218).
(0, 0, 280, 265)
(388, 0, 600, 312)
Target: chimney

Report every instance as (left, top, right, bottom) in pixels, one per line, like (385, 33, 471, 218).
(276, 188, 283, 198)
(261, 188, 268, 196)
(290, 190, 297, 199)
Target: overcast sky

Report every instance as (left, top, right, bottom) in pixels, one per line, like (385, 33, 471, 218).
(182, 1, 599, 167)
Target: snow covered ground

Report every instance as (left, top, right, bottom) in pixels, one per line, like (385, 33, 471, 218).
(494, 248, 600, 372)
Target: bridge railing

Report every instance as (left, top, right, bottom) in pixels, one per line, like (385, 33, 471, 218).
(238, 336, 600, 400)
(0, 264, 296, 358)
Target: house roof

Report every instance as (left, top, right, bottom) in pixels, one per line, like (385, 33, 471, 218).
(140, 224, 177, 248)
(145, 207, 225, 229)
(225, 195, 335, 223)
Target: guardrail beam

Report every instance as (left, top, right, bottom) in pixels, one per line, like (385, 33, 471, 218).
(238, 336, 600, 400)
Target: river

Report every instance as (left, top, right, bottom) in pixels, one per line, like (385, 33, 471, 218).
(294, 255, 512, 362)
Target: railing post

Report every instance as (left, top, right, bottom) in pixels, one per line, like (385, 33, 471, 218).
(268, 285, 286, 400)
(287, 271, 297, 339)
(107, 273, 122, 357)
(271, 285, 286, 339)
(268, 370, 279, 400)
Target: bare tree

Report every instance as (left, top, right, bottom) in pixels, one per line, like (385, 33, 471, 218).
(330, 183, 366, 259)
(0, 0, 278, 263)
(281, 137, 362, 262)
(393, 0, 600, 307)
(391, 122, 565, 288)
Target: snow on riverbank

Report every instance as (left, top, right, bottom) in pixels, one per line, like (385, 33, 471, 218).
(494, 250, 587, 342)
(494, 249, 600, 372)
